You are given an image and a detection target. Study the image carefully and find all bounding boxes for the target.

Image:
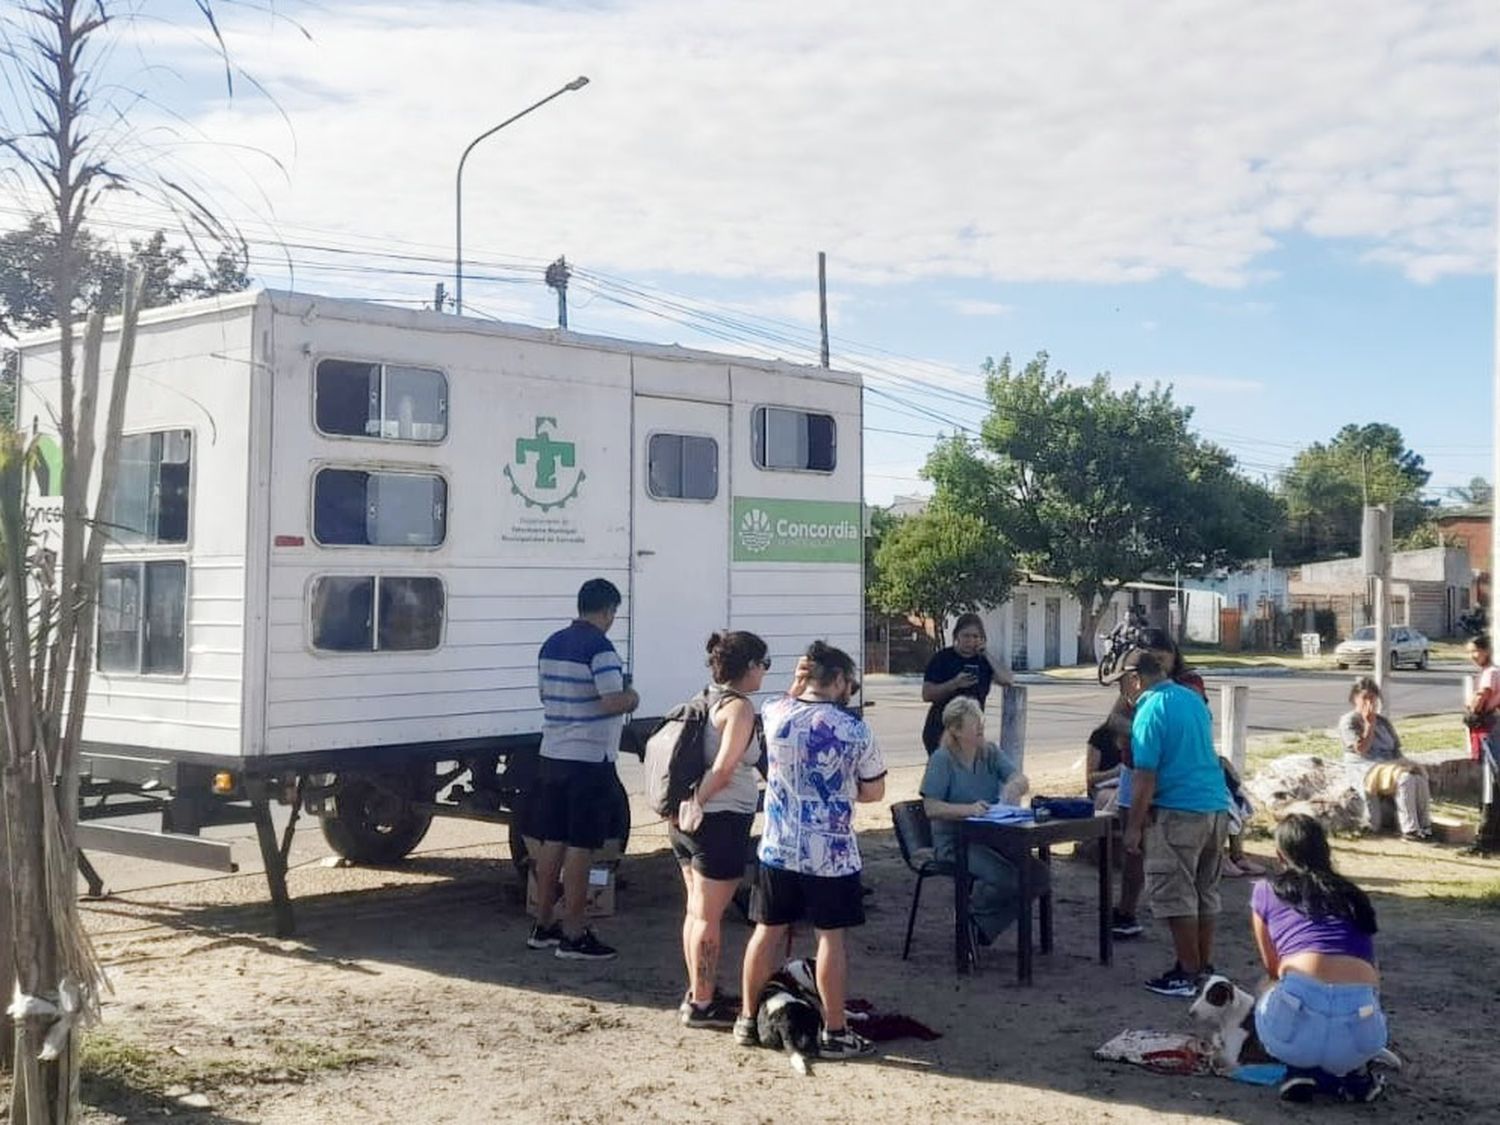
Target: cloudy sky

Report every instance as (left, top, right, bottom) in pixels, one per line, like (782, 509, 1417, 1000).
(4, 0, 1496, 505)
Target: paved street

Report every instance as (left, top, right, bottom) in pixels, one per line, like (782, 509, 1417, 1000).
(79, 665, 1472, 898)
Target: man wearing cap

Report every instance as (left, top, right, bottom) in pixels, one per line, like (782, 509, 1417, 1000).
(1119, 649, 1230, 998)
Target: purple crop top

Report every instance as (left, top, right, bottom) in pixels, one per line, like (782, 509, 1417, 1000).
(1252, 879, 1375, 963)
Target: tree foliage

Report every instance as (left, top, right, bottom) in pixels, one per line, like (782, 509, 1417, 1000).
(923, 352, 1280, 658)
(1278, 423, 1432, 564)
(870, 506, 1016, 642)
(0, 216, 249, 338)
(0, 2, 257, 1117)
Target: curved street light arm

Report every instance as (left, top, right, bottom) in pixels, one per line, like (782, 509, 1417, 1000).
(455, 76, 589, 315)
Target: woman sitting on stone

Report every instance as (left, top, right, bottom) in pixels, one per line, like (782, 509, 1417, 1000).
(1252, 813, 1387, 1103)
(920, 696, 1044, 945)
(1337, 676, 1435, 842)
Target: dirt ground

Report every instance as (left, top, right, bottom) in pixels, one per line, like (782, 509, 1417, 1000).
(9, 765, 1500, 1124)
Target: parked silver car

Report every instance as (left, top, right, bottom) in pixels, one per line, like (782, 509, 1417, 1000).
(1334, 626, 1430, 670)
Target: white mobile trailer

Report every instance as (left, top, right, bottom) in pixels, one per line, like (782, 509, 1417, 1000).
(16, 290, 864, 928)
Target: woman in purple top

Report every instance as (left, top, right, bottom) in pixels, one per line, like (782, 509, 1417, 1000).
(1251, 814, 1387, 1103)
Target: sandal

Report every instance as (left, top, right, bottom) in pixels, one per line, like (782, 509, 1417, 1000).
(1233, 857, 1267, 875)
(1220, 858, 1246, 877)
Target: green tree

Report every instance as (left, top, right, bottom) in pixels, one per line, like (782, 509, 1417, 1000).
(1278, 423, 1432, 563)
(924, 352, 1280, 659)
(1448, 476, 1492, 507)
(0, 216, 249, 338)
(870, 506, 1016, 643)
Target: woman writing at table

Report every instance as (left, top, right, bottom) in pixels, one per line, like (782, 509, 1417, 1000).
(920, 697, 1044, 945)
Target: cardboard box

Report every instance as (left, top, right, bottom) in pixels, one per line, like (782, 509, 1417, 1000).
(525, 864, 617, 919)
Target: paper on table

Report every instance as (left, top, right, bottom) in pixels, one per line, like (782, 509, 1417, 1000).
(964, 802, 1035, 824)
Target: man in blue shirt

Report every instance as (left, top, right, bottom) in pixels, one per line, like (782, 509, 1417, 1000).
(525, 578, 639, 961)
(1120, 649, 1230, 998)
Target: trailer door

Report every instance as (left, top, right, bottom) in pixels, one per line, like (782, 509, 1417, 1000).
(631, 397, 730, 713)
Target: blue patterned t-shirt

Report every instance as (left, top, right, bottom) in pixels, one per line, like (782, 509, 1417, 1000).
(758, 697, 887, 877)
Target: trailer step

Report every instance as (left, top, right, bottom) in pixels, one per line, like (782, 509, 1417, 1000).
(76, 824, 238, 873)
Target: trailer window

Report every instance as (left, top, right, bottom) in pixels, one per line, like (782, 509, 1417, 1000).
(647, 433, 718, 500)
(751, 407, 836, 472)
(310, 575, 444, 653)
(98, 560, 186, 675)
(315, 359, 447, 442)
(105, 430, 192, 544)
(313, 468, 447, 547)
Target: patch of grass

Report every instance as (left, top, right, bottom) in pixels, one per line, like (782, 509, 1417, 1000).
(1410, 880, 1500, 911)
(1245, 714, 1467, 769)
(80, 1027, 377, 1114)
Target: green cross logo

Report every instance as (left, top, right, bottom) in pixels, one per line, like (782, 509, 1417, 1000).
(504, 416, 585, 511)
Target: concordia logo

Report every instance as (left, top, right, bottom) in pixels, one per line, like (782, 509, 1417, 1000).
(738, 508, 774, 553)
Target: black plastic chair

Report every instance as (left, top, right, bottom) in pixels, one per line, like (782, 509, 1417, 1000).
(891, 799, 959, 961)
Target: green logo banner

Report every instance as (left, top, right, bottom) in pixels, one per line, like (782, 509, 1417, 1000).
(732, 497, 862, 564)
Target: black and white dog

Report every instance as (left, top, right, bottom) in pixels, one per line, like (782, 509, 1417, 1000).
(756, 958, 822, 1075)
(1188, 974, 1274, 1070)
(1191, 973, 1403, 1074)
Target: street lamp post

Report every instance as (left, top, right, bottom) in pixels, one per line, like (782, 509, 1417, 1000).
(454, 75, 589, 316)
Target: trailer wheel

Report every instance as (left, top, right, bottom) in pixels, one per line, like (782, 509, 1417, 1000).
(506, 770, 632, 874)
(320, 777, 432, 864)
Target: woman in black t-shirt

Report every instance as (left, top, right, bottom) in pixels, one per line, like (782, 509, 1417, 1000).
(921, 614, 1014, 754)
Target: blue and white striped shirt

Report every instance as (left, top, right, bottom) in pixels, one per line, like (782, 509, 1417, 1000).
(537, 620, 625, 763)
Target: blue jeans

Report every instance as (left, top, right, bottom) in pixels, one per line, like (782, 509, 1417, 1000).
(1255, 972, 1387, 1077)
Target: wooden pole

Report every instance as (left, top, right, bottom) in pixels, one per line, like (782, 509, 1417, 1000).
(999, 684, 1028, 772)
(817, 251, 830, 368)
(1221, 684, 1249, 773)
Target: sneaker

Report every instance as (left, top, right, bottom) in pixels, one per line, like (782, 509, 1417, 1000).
(1339, 1067, 1387, 1103)
(1279, 1070, 1320, 1103)
(555, 928, 617, 961)
(1110, 910, 1144, 939)
(679, 994, 739, 1029)
(526, 922, 563, 950)
(1143, 965, 1197, 998)
(817, 1026, 876, 1060)
(732, 1014, 760, 1047)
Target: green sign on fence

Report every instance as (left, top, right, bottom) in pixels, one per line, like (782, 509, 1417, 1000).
(732, 497, 862, 564)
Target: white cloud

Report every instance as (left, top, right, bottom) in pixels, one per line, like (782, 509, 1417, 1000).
(951, 299, 1015, 317)
(31, 0, 1497, 298)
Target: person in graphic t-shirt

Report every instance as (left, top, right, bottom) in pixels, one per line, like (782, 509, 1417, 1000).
(736, 641, 887, 1061)
(921, 614, 1014, 754)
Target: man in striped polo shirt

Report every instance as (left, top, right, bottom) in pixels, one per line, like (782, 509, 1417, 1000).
(526, 578, 639, 961)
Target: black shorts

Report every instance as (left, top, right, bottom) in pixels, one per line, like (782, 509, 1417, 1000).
(669, 812, 754, 881)
(525, 758, 616, 850)
(749, 864, 865, 931)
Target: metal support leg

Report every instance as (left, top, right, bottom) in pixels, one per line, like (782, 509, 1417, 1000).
(77, 850, 105, 898)
(1098, 825, 1114, 966)
(1016, 846, 1033, 985)
(954, 837, 973, 975)
(247, 777, 295, 938)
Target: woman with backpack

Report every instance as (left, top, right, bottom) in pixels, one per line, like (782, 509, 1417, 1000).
(671, 631, 770, 1029)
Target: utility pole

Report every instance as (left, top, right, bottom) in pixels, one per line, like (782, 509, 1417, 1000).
(433, 281, 446, 312)
(545, 256, 571, 330)
(817, 251, 830, 368)
(1364, 503, 1394, 692)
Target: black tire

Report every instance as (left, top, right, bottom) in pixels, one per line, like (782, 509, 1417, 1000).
(320, 777, 432, 864)
(1390, 649, 1400, 671)
(1418, 649, 1429, 670)
(1097, 650, 1119, 686)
